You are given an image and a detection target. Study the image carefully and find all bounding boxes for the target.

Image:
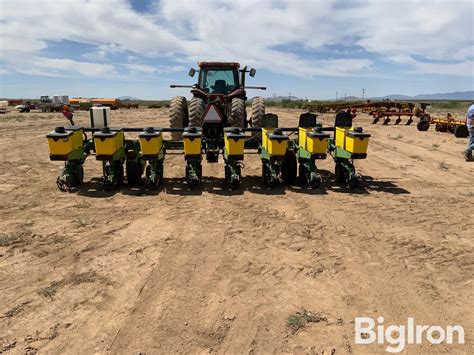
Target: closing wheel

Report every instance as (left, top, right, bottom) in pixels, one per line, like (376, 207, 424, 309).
(145, 165, 153, 187)
(348, 174, 361, 189)
(126, 157, 143, 187)
(383, 118, 390, 125)
(298, 164, 306, 183)
(262, 162, 279, 187)
(77, 165, 84, 185)
(103, 162, 122, 189)
(307, 170, 322, 188)
(262, 163, 269, 185)
(372, 117, 380, 124)
(157, 161, 164, 186)
(185, 162, 201, 187)
(283, 150, 297, 185)
(335, 163, 346, 184)
(224, 164, 241, 189)
(145, 161, 164, 188)
(395, 118, 402, 125)
(406, 118, 413, 125)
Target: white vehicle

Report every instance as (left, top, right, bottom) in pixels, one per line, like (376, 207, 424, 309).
(15, 104, 32, 112)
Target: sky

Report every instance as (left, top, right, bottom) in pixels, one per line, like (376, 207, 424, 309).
(0, 0, 473, 100)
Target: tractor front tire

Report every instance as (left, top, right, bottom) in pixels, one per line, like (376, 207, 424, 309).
(189, 97, 204, 127)
(229, 98, 245, 127)
(251, 97, 265, 128)
(169, 96, 189, 139)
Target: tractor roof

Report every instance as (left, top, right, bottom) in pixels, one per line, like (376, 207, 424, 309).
(198, 62, 240, 69)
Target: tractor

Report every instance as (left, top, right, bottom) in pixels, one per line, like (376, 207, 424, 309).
(169, 62, 266, 162)
(38, 96, 63, 113)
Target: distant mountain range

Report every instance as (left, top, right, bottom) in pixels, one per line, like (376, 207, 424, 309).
(370, 91, 474, 101)
(118, 96, 141, 100)
(118, 91, 472, 102)
(266, 95, 300, 101)
(265, 91, 473, 101)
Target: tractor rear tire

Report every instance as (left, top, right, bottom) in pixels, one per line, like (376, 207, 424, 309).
(454, 125, 469, 138)
(229, 98, 245, 127)
(169, 96, 189, 139)
(251, 97, 265, 128)
(189, 97, 204, 127)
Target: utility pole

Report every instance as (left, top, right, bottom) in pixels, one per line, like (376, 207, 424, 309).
(336, 92, 338, 101)
(289, 92, 291, 101)
(362, 88, 366, 100)
(344, 93, 347, 101)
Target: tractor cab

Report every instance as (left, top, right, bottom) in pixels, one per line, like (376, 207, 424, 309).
(189, 62, 244, 98)
(198, 64, 240, 94)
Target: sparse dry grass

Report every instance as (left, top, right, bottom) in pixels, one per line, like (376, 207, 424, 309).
(390, 133, 403, 140)
(0, 233, 20, 247)
(37, 281, 64, 299)
(287, 308, 327, 333)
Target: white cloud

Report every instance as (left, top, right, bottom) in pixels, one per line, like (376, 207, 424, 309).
(389, 55, 474, 76)
(123, 63, 186, 74)
(32, 57, 116, 76)
(0, 0, 472, 79)
(152, 0, 473, 77)
(124, 64, 157, 73)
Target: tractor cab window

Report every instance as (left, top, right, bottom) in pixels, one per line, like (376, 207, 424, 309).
(199, 68, 238, 94)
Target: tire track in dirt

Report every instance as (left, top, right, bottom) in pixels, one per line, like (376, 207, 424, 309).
(1, 108, 472, 354)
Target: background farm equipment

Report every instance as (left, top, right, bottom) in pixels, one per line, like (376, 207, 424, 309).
(370, 102, 429, 125)
(417, 113, 469, 138)
(91, 98, 122, 110)
(38, 96, 64, 112)
(16, 101, 36, 113)
(305, 100, 382, 114)
(8, 99, 23, 106)
(0, 100, 8, 114)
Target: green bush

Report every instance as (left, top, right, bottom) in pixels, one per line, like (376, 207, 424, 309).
(429, 100, 469, 110)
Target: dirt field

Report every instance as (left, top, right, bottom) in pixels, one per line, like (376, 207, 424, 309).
(0, 107, 472, 354)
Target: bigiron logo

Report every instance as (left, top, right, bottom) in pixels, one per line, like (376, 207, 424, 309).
(354, 317, 465, 353)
